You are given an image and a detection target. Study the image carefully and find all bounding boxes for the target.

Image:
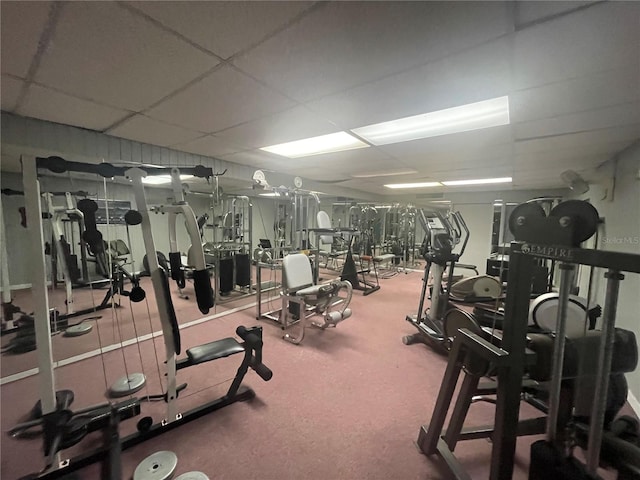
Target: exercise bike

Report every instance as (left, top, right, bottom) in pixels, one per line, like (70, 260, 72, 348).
(403, 209, 483, 352)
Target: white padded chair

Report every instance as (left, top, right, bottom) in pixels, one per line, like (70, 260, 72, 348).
(280, 253, 353, 344)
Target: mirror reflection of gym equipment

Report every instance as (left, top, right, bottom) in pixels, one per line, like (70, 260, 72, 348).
(1, 4, 639, 479)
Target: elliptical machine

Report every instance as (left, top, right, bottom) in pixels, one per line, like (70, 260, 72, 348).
(403, 209, 481, 352)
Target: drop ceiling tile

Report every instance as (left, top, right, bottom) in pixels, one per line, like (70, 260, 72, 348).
(17, 84, 130, 131)
(515, 125, 640, 155)
(216, 105, 339, 149)
(173, 134, 247, 157)
(514, 2, 640, 90)
(511, 67, 640, 124)
(35, 2, 218, 111)
(107, 115, 202, 147)
(1, 75, 24, 111)
(129, 1, 313, 59)
(306, 38, 511, 130)
(515, 1, 596, 26)
(220, 150, 283, 169)
(514, 102, 640, 140)
(379, 125, 513, 158)
(1, 1, 51, 77)
(147, 66, 295, 133)
(235, 2, 510, 102)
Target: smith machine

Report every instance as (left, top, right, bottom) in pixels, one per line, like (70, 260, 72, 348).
(418, 199, 640, 479)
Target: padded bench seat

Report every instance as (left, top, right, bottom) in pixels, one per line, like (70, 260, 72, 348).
(184, 337, 245, 366)
(374, 254, 396, 263)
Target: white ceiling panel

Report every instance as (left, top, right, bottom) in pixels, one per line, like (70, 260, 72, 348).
(515, 1, 596, 26)
(129, 1, 313, 59)
(514, 102, 640, 140)
(219, 150, 284, 169)
(1, 75, 24, 112)
(380, 125, 513, 158)
(283, 147, 395, 173)
(17, 84, 130, 131)
(216, 105, 339, 149)
(0, 1, 51, 78)
(108, 115, 202, 147)
(172, 134, 247, 157)
(515, 125, 640, 155)
(511, 66, 640, 124)
(306, 38, 512, 130)
(514, 2, 640, 90)
(147, 66, 295, 133)
(35, 2, 218, 111)
(235, 2, 510, 102)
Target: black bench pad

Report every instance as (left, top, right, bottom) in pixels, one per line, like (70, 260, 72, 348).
(186, 337, 245, 366)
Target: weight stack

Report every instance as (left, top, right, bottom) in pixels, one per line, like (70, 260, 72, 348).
(219, 258, 234, 295)
(235, 254, 251, 287)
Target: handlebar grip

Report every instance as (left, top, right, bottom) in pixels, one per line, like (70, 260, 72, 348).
(236, 327, 263, 348)
(169, 252, 186, 288)
(253, 362, 273, 381)
(192, 269, 214, 314)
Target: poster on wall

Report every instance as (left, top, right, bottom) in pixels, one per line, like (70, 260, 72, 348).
(95, 200, 131, 225)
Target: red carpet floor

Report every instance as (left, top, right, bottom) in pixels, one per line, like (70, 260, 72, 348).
(0, 271, 586, 479)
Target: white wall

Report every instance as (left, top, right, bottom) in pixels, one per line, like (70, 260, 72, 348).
(572, 142, 640, 400)
(453, 203, 494, 272)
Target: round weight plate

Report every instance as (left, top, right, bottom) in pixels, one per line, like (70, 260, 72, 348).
(471, 277, 502, 299)
(550, 200, 599, 244)
(133, 451, 178, 480)
(529, 292, 589, 336)
(175, 473, 209, 480)
(125, 209, 143, 226)
(507, 202, 546, 237)
(109, 373, 146, 398)
(64, 323, 93, 337)
(443, 308, 482, 339)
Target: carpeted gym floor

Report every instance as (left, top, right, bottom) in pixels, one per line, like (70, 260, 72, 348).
(0, 269, 615, 479)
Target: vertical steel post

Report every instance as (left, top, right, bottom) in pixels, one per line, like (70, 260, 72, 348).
(22, 156, 57, 414)
(490, 247, 534, 480)
(546, 263, 575, 443)
(586, 270, 624, 473)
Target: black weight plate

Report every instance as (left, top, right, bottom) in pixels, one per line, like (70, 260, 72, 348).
(508, 202, 546, 237)
(550, 200, 599, 244)
(125, 209, 143, 226)
(443, 308, 482, 339)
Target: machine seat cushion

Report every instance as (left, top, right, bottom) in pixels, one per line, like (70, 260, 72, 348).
(186, 337, 244, 365)
(296, 284, 332, 296)
(374, 254, 396, 262)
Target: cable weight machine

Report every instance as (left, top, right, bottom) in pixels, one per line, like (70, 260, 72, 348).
(416, 199, 640, 480)
(15, 155, 272, 480)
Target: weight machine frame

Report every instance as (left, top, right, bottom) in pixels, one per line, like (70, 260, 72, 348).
(418, 239, 640, 480)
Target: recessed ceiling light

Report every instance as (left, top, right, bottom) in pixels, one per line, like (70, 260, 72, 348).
(384, 182, 442, 189)
(352, 96, 510, 146)
(141, 174, 193, 185)
(260, 132, 369, 158)
(442, 177, 512, 186)
(351, 168, 418, 178)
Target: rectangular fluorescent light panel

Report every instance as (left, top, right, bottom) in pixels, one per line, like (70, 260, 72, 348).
(351, 168, 418, 178)
(442, 177, 512, 186)
(352, 96, 510, 146)
(141, 174, 193, 185)
(384, 181, 442, 189)
(259, 192, 280, 197)
(260, 132, 369, 158)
